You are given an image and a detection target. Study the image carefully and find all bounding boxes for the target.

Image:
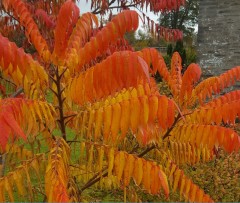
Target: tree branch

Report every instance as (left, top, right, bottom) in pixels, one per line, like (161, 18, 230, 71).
(79, 142, 156, 193)
(179, 0, 192, 29)
(162, 113, 181, 140)
(92, 2, 138, 14)
(53, 67, 67, 140)
(10, 87, 23, 98)
(0, 75, 17, 88)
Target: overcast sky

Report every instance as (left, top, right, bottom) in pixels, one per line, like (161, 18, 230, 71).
(77, 0, 159, 33)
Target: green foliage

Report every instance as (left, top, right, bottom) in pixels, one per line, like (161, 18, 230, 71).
(159, 0, 199, 36)
(165, 40, 197, 71)
(124, 29, 166, 51)
(167, 44, 173, 56)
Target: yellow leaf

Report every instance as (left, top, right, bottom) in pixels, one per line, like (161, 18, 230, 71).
(196, 148, 201, 163)
(108, 147, 115, 177)
(0, 179, 5, 202)
(168, 163, 176, 185)
(133, 157, 143, 186)
(120, 100, 130, 139)
(87, 144, 94, 178)
(148, 95, 158, 125)
(114, 151, 125, 182)
(4, 177, 14, 202)
(159, 169, 169, 198)
(80, 111, 88, 136)
(201, 125, 210, 146)
(195, 125, 204, 147)
(39, 102, 49, 124)
(94, 107, 103, 140)
(142, 160, 151, 193)
(173, 168, 181, 192)
(34, 101, 43, 121)
(191, 146, 196, 164)
(13, 168, 25, 196)
(79, 142, 86, 165)
(97, 146, 104, 180)
(87, 109, 95, 139)
(31, 158, 41, 181)
(139, 96, 149, 127)
(110, 103, 121, 143)
(130, 97, 140, 133)
(103, 105, 112, 141)
(179, 176, 186, 200)
(130, 88, 138, 98)
(184, 179, 192, 202)
(122, 89, 131, 100)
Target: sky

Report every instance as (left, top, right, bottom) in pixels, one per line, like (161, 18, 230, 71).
(77, 0, 160, 34)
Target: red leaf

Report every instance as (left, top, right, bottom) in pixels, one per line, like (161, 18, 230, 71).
(3, 112, 26, 141)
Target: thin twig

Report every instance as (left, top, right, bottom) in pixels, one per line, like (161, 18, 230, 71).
(3, 9, 19, 23)
(138, 144, 156, 158)
(85, 166, 108, 186)
(93, 2, 138, 14)
(129, 143, 139, 154)
(10, 87, 23, 98)
(80, 171, 108, 192)
(0, 75, 17, 87)
(79, 144, 155, 193)
(162, 113, 181, 140)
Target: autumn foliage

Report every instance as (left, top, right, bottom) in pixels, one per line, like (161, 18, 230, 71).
(0, 0, 239, 202)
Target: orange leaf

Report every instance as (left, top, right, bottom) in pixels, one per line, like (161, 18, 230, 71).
(159, 169, 169, 198)
(130, 97, 140, 133)
(142, 160, 152, 193)
(150, 165, 160, 195)
(148, 95, 158, 125)
(114, 151, 125, 182)
(133, 158, 143, 186)
(3, 112, 26, 141)
(52, 0, 79, 64)
(123, 154, 135, 186)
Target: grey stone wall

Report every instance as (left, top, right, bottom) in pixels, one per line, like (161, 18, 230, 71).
(197, 0, 240, 76)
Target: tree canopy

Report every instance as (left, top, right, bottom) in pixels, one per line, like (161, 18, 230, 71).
(159, 0, 199, 36)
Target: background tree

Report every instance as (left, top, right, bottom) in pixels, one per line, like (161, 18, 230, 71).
(159, 0, 199, 36)
(124, 28, 167, 51)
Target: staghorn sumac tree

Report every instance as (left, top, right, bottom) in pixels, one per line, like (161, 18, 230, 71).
(0, 0, 239, 202)
(0, 0, 184, 50)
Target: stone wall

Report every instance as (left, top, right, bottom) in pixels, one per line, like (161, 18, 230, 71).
(197, 0, 240, 76)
